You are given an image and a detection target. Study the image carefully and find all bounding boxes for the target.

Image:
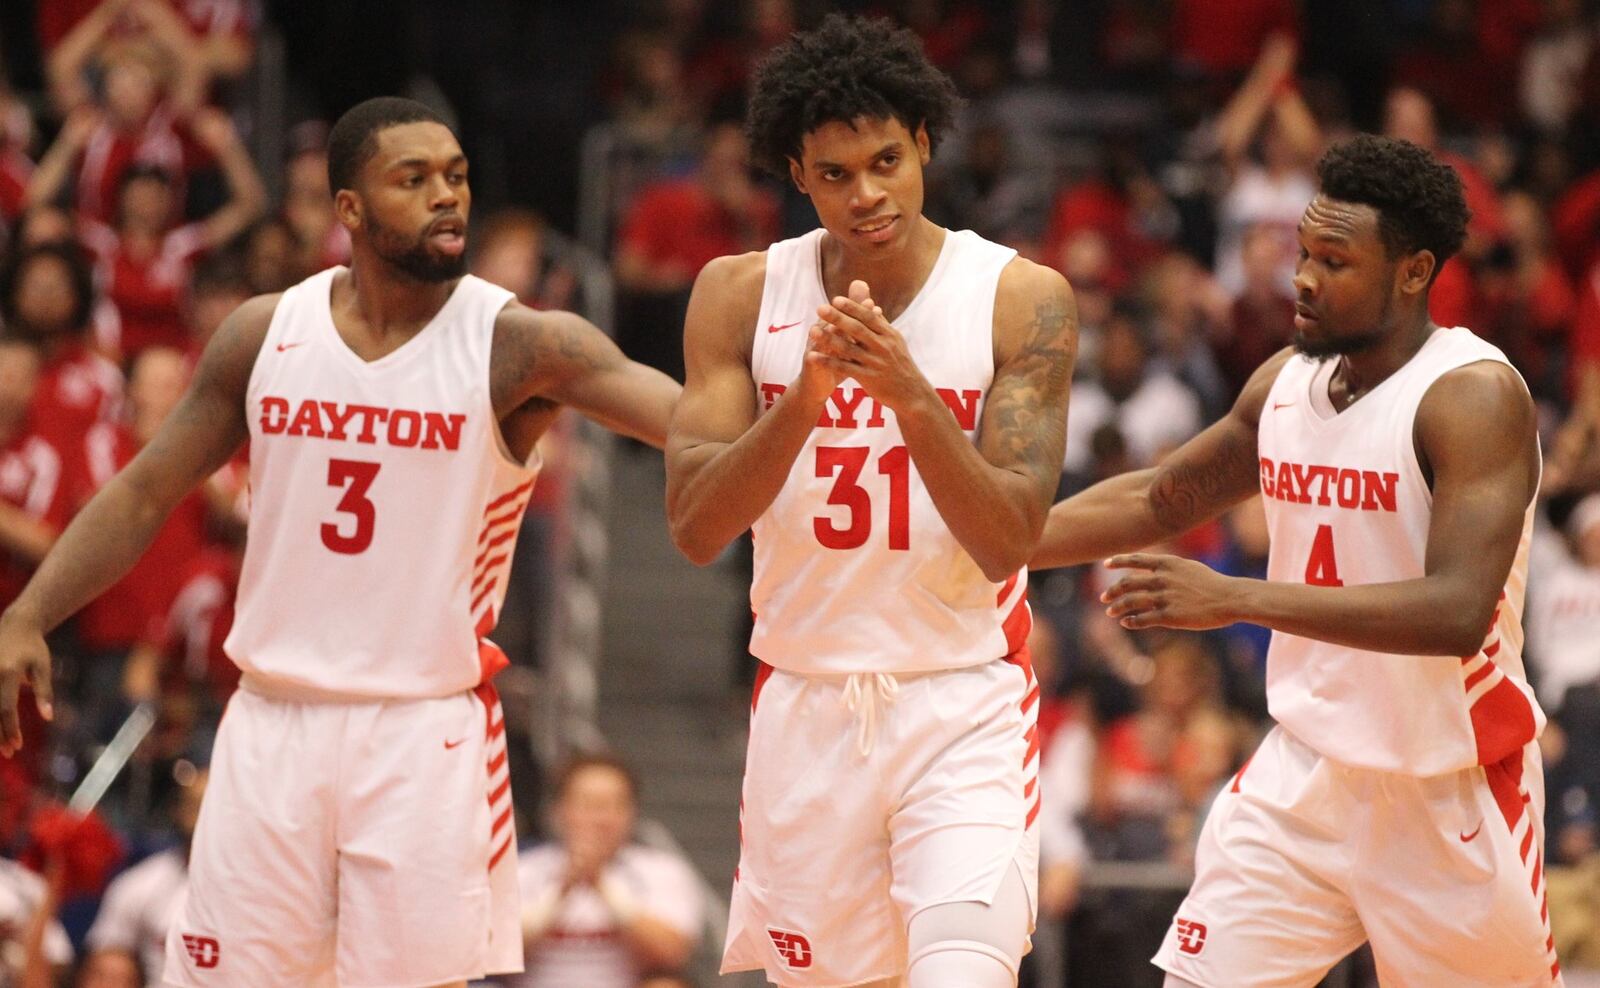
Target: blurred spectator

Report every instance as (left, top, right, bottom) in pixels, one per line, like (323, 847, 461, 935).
(0, 242, 124, 456)
(1476, 190, 1577, 403)
(1085, 635, 1236, 862)
(1215, 222, 1295, 398)
(1211, 33, 1320, 300)
(1063, 304, 1202, 479)
(71, 348, 210, 691)
(0, 339, 64, 610)
(505, 755, 702, 988)
(280, 123, 350, 278)
(33, 107, 265, 360)
(472, 209, 579, 312)
(39, 25, 201, 225)
(39, 0, 255, 98)
(239, 216, 296, 295)
(1138, 252, 1232, 418)
(83, 769, 205, 984)
(0, 852, 72, 988)
(925, 120, 1050, 247)
(1170, 0, 1298, 82)
(614, 121, 777, 381)
(1040, 144, 1177, 291)
(1519, 0, 1596, 137)
(181, 252, 251, 357)
(608, 31, 700, 163)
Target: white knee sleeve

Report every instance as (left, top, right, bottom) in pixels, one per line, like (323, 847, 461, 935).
(904, 860, 1032, 988)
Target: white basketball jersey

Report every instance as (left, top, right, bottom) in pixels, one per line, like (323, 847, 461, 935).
(1258, 327, 1544, 775)
(226, 267, 537, 698)
(747, 228, 1030, 675)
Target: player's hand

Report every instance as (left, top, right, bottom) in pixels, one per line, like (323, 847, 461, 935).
(1100, 554, 1238, 631)
(812, 280, 928, 411)
(797, 319, 846, 406)
(0, 609, 53, 757)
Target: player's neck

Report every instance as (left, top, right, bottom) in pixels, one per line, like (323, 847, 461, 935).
(819, 216, 945, 321)
(339, 260, 458, 340)
(1336, 314, 1438, 401)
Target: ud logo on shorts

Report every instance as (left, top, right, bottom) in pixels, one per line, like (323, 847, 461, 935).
(1175, 918, 1208, 956)
(181, 934, 221, 969)
(767, 928, 813, 969)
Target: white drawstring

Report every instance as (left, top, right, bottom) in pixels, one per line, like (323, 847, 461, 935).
(842, 672, 900, 757)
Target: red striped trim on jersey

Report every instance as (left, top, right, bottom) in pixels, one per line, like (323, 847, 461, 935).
(469, 487, 533, 634)
(1483, 749, 1561, 982)
(998, 569, 1031, 657)
(474, 677, 516, 873)
(1460, 590, 1538, 766)
(1004, 647, 1041, 831)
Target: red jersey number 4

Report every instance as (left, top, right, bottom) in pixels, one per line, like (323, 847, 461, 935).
(1304, 523, 1344, 587)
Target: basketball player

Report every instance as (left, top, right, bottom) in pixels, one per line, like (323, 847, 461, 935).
(1032, 134, 1560, 986)
(0, 97, 680, 987)
(665, 16, 1075, 988)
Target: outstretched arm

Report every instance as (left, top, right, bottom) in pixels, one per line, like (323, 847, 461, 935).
(0, 295, 273, 754)
(664, 253, 843, 565)
(1030, 349, 1289, 570)
(1103, 360, 1540, 656)
(490, 303, 680, 449)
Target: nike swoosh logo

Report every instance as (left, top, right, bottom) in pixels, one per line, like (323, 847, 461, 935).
(276, 341, 307, 352)
(1272, 402, 1294, 411)
(767, 320, 802, 334)
(1459, 822, 1483, 843)
(444, 737, 467, 750)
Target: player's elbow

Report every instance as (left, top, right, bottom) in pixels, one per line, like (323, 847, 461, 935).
(1440, 600, 1497, 657)
(975, 541, 1032, 585)
(668, 513, 724, 567)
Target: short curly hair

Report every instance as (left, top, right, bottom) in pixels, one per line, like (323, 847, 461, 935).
(746, 14, 962, 177)
(1316, 134, 1470, 272)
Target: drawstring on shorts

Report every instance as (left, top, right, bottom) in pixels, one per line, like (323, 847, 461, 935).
(842, 672, 900, 757)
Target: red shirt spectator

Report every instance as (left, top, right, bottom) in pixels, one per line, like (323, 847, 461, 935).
(0, 430, 71, 608)
(617, 179, 779, 288)
(144, 548, 240, 703)
(73, 420, 208, 653)
(32, 343, 124, 461)
(0, 149, 31, 224)
(80, 215, 209, 357)
(38, 0, 255, 53)
(1170, 0, 1298, 78)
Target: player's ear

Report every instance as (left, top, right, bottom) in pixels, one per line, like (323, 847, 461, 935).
(787, 157, 808, 195)
(1399, 249, 1436, 296)
(334, 188, 362, 232)
(913, 122, 931, 166)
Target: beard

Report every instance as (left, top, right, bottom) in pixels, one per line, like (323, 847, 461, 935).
(369, 215, 466, 283)
(1292, 328, 1385, 360)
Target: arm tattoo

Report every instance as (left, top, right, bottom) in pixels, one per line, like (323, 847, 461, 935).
(985, 290, 1076, 490)
(1149, 427, 1258, 531)
(490, 309, 620, 416)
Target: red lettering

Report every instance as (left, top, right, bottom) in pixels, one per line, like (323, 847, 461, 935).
(1309, 464, 1337, 506)
(352, 405, 389, 444)
(1275, 461, 1296, 502)
(287, 400, 326, 438)
(1336, 468, 1360, 508)
(867, 398, 886, 428)
(1361, 470, 1399, 512)
(1289, 463, 1317, 504)
(388, 409, 422, 447)
(321, 401, 360, 441)
(935, 387, 982, 430)
(1259, 457, 1276, 497)
(260, 396, 290, 433)
(422, 412, 466, 451)
(829, 386, 871, 428)
(759, 383, 787, 410)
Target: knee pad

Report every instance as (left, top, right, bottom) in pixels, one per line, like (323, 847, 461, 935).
(904, 860, 1032, 987)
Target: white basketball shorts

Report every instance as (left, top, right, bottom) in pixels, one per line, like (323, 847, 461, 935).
(721, 653, 1041, 986)
(162, 680, 523, 988)
(1154, 724, 1562, 987)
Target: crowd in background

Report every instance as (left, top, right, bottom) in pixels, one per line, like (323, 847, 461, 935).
(1, 0, 1600, 986)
